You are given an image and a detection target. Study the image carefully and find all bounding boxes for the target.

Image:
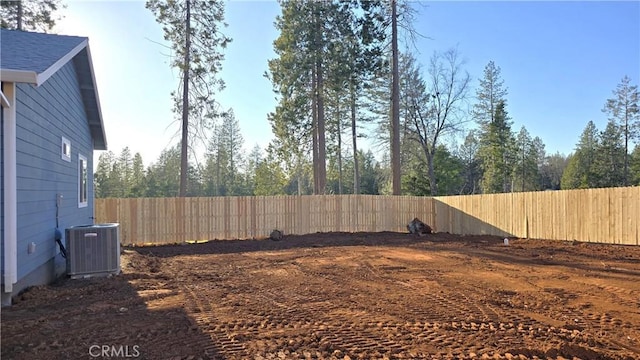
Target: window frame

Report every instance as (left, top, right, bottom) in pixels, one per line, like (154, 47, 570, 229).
(78, 154, 88, 208)
(61, 136, 71, 162)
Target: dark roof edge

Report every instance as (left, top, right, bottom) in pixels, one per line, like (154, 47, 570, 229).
(84, 43, 107, 151)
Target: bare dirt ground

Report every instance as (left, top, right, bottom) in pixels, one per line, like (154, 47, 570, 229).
(2, 232, 640, 360)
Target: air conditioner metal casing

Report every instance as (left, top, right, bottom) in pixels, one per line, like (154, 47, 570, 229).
(66, 223, 120, 279)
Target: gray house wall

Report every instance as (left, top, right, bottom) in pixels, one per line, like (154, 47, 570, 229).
(12, 60, 94, 291)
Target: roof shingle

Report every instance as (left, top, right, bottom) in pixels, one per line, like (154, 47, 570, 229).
(0, 29, 106, 150)
(0, 29, 87, 74)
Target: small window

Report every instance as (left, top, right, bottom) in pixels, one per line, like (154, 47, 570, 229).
(61, 137, 71, 162)
(79, 154, 88, 208)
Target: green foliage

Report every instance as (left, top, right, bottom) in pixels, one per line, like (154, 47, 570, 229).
(433, 147, 465, 195)
(402, 145, 464, 196)
(563, 77, 640, 190)
(539, 152, 568, 190)
(130, 153, 146, 197)
(0, 0, 64, 32)
(267, 0, 387, 195)
(478, 100, 515, 193)
(561, 121, 600, 189)
(560, 153, 580, 190)
(238, 145, 263, 196)
(203, 110, 245, 196)
(95, 148, 146, 198)
(630, 145, 640, 186)
(359, 150, 383, 195)
(94, 151, 119, 198)
(325, 149, 385, 195)
(512, 127, 544, 192)
(594, 120, 626, 187)
(146, 0, 231, 104)
(404, 145, 465, 196)
(97, 5, 640, 197)
(145, 146, 181, 197)
(253, 146, 287, 196)
(472, 61, 508, 130)
(267, 0, 331, 194)
(402, 155, 430, 196)
(118, 147, 133, 193)
(473, 61, 516, 194)
(457, 130, 482, 194)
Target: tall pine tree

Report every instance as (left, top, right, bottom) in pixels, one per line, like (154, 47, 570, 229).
(561, 121, 600, 189)
(602, 76, 640, 186)
(146, 0, 231, 196)
(473, 61, 508, 131)
(478, 100, 515, 193)
(595, 120, 625, 187)
(0, 0, 63, 32)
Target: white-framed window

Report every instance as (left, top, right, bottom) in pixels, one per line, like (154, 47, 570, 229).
(61, 137, 71, 162)
(78, 154, 88, 208)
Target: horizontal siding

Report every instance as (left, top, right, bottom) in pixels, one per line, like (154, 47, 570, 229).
(16, 160, 75, 182)
(15, 60, 94, 281)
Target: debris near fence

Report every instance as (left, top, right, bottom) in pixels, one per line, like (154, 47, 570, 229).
(407, 218, 432, 236)
(270, 229, 284, 241)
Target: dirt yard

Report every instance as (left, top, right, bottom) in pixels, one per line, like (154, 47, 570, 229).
(2, 232, 640, 360)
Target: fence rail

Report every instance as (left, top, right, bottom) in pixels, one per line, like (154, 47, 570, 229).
(95, 187, 639, 246)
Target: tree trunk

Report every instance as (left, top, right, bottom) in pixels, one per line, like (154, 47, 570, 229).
(297, 156, 303, 196)
(390, 0, 401, 195)
(624, 120, 629, 186)
(425, 149, 438, 196)
(229, 124, 235, 191)
(314, 6, 327, 196)
(17, 1, 23, 30)
(179, 0, 191, 197)
(215, 151, 221, 196)
(317, 59, 327, 195)
(522, 143, 526, 191)
(350, 80, 360, 194)
(312, 67, 319, 194)
(337, 99, 343, 195)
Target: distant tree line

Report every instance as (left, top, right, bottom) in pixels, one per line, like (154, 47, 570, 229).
(95, 109, 384, 198)
(94, 70, 639, 198)
(8, 0, 637, 197)
(95, 44, 640, 198)
(4, 0, 637, 197)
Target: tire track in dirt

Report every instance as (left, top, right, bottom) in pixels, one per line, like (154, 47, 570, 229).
(181, 282, 250, 358)
(229, 282, 411, 358)
(5, 235, 640, 360)
(182, 259, 572, 358)
(177, 247, 635, 359)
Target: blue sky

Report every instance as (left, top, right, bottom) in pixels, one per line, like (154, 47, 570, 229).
(55, 1, 640, 167)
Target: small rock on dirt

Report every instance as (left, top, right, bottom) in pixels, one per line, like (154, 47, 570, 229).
(270, 229, 284, 241)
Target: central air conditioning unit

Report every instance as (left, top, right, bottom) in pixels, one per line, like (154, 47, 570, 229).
(66, 223, 121, 279)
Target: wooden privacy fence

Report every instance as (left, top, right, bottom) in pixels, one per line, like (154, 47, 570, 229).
(433, 186, 640, 245)
(94, 195, 435, 246)
(95, 186, 640, 246)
